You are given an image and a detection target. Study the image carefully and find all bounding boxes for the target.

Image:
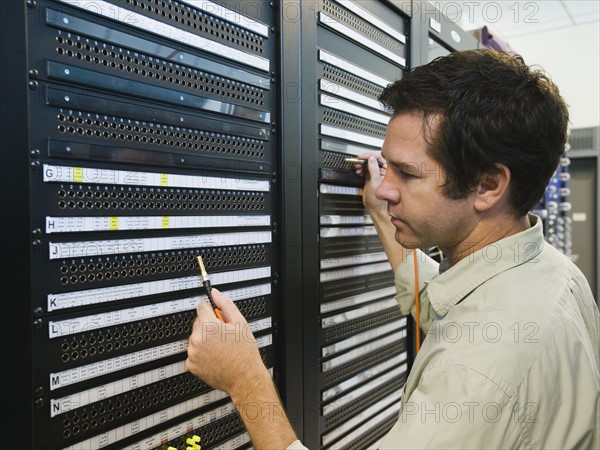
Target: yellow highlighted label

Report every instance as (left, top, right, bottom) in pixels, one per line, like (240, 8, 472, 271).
(162, 216, 169, 228)
(160, 173, 168, 186)
(74, 167, 83, 183)
(109, 217, 119, 230)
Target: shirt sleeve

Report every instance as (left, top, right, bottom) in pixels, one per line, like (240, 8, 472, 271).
(378, 364, 526, 449)
(394, 249, 439, 332)
(286, 439, 309, 450)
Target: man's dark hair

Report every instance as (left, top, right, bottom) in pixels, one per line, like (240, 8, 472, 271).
(379, 49, 570, 217)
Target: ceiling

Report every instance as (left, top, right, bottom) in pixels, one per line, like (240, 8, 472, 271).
(430, 0, 600, 39)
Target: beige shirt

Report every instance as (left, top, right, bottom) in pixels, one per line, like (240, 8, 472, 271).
(288, 215, 600, 449)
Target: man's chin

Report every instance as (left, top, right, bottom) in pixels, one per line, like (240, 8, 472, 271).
(394, 232, 421, 249)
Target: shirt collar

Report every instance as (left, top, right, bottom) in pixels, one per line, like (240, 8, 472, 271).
(426, 214, 545, 318)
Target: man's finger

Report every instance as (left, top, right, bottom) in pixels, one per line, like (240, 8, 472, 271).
(368, 156, 384, 181)
(211, 288, 247, 324)
(195, 301, 217, 321)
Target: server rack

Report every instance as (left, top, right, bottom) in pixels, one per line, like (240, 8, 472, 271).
(284, 1, 414, 448)
(2, 0, 280, 448)
(2, 1, 486, 449)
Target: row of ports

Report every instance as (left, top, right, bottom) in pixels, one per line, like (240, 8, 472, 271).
(57, 31, 260, 64)
(61, 389, 191, 438)
(55, 37, 264, 95)
(61, 318, 187, 352)
(59, 257, 265, 284)
(56, 126, 265, 156)
(123, 0, 264, 48)
(60, 251, 265, 273)
(61, 326, 188, 363)
(62, 387, 193, 428)
(238, 305, 267, 320)
(55, 116, 264, 149)
(323, 65, 383, 97)
(57, 200, 264, 210)
(71, 315, 187, 351)
(323, 110, 387, 136)
(58, 190, 264, 202)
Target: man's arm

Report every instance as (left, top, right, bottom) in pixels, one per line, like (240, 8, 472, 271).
(186, 289, 300, 450)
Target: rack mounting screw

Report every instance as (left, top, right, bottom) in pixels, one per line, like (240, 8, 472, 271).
(33, 306, 43, 318)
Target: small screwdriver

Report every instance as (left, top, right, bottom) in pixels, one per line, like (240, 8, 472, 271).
(344, 157, 386, 168)
(196, 255, 224, 321)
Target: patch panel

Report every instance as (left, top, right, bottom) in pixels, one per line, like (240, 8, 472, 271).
(7, 0, 280, 448)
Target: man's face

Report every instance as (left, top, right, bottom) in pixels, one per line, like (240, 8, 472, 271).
(377, 113, 478, 252)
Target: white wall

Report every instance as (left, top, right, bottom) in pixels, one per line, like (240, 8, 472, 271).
(508, 22, 600, 129)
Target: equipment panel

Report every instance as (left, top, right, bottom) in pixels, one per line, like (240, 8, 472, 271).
(18, 0, 280, 448)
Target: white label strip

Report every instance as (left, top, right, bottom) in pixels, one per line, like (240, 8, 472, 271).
(320, 94, 390, 125)
(320, 286, 396, 314)
(321, 298, 401, 329)
(211, 432, 251, 450)
(320, 261, 390, 282)
(56, 0, 270, 71)
(249, 316, 272, 334)
(322, 318, 406, 358)
(48, 266, 271, 312)
(321, 138, 380, 155)
(43, 164, 270, 192)
(320, 251, 388, 270)
(255, 333, 272, 348)
(323, 363, 406, 415)
(320, 80, 385, 111)
(322, 392, 402, 447)
(50, 339, 187, 391)
(49, 283, 271, 338)
(49, 230, 271, 260)
(322, 353, 406, 401)
(322, 329, 405, 371)
(319, 49, 391, 88)
(320, 226, 377, 238)
(46, 214, 270, 234)
(50, 360, 187, 418)
(319, 12, 405, 67)
(179, 0, 269, 37)
(320, 215, 373, 225)
(319, 184, 362, 196)
(321, 124, 384, 148)
(333, 0, 406, 44)
(63, 394, 233, 450)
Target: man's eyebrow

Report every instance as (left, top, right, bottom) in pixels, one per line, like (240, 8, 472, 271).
(395, 162, 420, 173)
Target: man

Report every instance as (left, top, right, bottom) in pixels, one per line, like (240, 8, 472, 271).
(186, 49, 600, 449)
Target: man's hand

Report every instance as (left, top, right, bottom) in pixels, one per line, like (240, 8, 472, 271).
(185, 288, 268, 396)
(185, 289, 299, 450)
(354, 152, 388, 221)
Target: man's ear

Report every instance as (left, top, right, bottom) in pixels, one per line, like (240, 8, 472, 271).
(473, 164, 511, 212)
